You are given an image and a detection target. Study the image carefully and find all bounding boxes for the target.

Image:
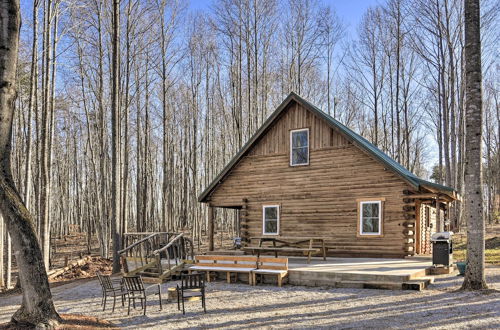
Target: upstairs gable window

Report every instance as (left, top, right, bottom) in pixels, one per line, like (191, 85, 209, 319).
(290, 128, 309, 166)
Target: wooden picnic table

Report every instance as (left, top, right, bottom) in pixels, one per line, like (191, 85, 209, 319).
(242, 236, 327, 264)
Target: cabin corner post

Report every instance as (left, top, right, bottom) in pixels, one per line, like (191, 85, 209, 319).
(241, 199, 248, 244)
(208, 204, 214, 252)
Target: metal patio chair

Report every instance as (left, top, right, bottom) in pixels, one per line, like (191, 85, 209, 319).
(177, 272, 206, 315)
(96, 272, 128, 312)
(122, 275, 163, 315)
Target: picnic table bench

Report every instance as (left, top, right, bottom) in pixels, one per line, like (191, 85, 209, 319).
(242, 236, 327, 264)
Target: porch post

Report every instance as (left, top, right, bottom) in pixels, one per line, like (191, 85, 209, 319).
(415, 199, 421, 254)
(436, 194, 441, 232)
(446, 201, 451, 231)
(208, 204, 214, 251)
(236, 209, 241, 237)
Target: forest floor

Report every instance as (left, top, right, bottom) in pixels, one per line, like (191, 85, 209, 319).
(1, 226, 498, 328)
(0, 266, 499, 329)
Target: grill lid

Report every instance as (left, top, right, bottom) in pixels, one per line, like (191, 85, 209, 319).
(431, 231, 454, 242)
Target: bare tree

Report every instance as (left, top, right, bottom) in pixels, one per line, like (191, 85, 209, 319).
(39, 0, 54, 270)
(282, 0, 323, 98)
(318, 6, 344, 117)
(347, 7, 385, 146)
(461, 0, 488, 291)
(111, 0, 122, 273)
(0, 0, 60, 326)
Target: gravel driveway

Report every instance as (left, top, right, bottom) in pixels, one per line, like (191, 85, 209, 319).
(1, 267, 499, 329)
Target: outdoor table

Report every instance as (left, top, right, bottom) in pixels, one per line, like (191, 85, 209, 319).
(243, 236, 327, 263)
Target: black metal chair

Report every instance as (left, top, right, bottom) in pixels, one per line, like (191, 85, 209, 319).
(123, 275, 163, 315)
(96, 273, 128, 312)
(177, 272, 206, 315)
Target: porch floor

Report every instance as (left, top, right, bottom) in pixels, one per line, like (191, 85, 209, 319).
(285, 256, 436, 289)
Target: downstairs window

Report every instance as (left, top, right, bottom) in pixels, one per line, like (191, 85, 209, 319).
(263, 205, 279, 235)
(359, 201, 383, 236)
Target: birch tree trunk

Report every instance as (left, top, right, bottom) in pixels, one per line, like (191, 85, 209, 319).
(461, 0, 487, 291)
(39, 0, 53, 271)
(0, 0, 60, 325)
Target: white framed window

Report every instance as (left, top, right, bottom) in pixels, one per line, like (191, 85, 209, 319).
(262, 205, 279, 235)
(290, 128, 309, 166)
(359, 201, 382, 236)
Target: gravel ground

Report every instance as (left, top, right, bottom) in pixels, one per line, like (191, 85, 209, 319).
(0, 267, 499, 329)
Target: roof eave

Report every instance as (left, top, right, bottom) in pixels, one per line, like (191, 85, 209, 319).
(417, 179, 460, 201)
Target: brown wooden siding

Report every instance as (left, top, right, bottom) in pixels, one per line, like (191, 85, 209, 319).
(248, 103, 349, 156)
(207, 102, 413, 257)
(418, 204, 437, 254)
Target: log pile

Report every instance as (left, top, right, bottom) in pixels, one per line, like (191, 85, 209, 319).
(47, 256, 112, 281)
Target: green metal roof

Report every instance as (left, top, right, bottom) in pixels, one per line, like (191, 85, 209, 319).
(198, 92, 456, 203)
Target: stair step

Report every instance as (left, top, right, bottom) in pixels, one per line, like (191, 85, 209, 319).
(335, 280, 403, 290)
(428, 265, 456, 275)
(402, 279, 431, 291)
(335, 279, 431, 291)
(141, 277, 163, 284)
(290, 270, 411, 283)
(138, 271, 161, 277)
(408, 268, 429, 279)
(417, 276, 435, 284)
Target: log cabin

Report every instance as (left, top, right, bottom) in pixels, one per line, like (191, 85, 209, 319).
(199, 92, 459, 258)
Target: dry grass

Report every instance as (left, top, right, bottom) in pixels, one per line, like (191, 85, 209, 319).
(453, 224, 500, 265)
(453, 248, 500, 265)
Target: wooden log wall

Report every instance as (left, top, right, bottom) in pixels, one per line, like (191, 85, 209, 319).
(402, 196, 417, 256)
(248, 103, 350, 157)
(403, 192, 443, 255)
(206, 102, 416, 258)
(419, 204, 437, 254)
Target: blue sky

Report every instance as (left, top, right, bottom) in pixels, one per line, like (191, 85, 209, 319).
(189, 0, 378, 37)
(324, 0, 379, 34)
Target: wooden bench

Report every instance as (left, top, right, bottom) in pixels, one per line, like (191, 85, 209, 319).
(251, 257, 288, 287)
(189, 255, 257, 285)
